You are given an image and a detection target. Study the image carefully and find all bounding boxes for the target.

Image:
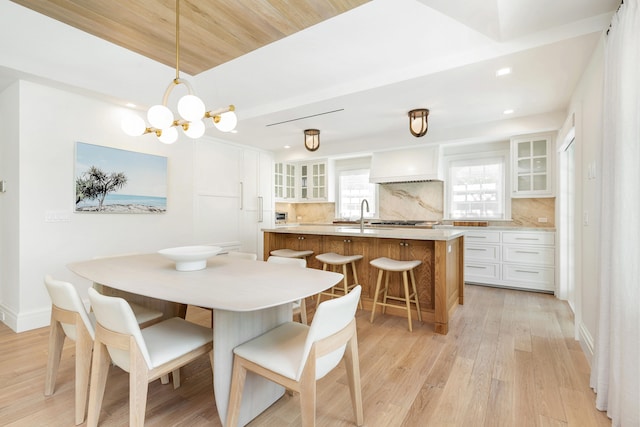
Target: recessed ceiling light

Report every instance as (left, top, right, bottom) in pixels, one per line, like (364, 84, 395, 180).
(496, 67, 511, 77)
(503, 109, 514, 115)
(230, 130, 238, 134)
(284, 145, 291, 149)
(125, 102, 136, 108)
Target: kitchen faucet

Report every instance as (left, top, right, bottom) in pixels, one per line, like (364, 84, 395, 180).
(360, 199, 370, 232)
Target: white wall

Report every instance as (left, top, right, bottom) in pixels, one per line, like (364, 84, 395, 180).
(0, 80, 273, 332)
(564, 35, 605, 360)
(2, 80, 199, 331)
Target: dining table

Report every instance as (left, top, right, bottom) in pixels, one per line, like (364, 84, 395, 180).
(68, 252, 344, 426)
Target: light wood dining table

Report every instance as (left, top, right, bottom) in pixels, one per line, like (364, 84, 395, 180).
(68, 253, 344, 426)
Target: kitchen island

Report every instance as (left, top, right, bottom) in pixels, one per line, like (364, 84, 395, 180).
(263, 225, 465, 334)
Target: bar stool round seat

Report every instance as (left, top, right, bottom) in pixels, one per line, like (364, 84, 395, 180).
(316, 252, 363, 309)
(369, 257, 422, 332)
(270, 249, 314, 259)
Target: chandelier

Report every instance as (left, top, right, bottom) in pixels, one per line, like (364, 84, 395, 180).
(121, 0, 237, 144)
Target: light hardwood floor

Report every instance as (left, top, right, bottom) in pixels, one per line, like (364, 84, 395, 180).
(0, 284, 611, 426)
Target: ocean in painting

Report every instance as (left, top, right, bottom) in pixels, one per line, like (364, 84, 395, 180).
(76, 194, 167, 213)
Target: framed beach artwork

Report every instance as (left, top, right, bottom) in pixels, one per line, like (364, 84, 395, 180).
(75, 142, 167, 213)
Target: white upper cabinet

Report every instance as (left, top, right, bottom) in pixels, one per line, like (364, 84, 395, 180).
(275, 160, 328, 201)
(274, 162, 296, 201)
(300, 161, 327, 200)
(511, 133, 554, 197)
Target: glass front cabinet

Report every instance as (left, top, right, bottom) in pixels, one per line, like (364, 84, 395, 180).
(511, 133, 554, 198)
(274, 162, 296, 200)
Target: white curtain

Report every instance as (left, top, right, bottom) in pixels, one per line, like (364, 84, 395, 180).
(590, 1, 640, 426)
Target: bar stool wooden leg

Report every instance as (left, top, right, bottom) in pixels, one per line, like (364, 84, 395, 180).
(382, 272, 390, 315)
(370, 269, 384, 323)
(350, 261, 363, 309)
(410, 269, 422, 322)
(402, 271, 413, 332)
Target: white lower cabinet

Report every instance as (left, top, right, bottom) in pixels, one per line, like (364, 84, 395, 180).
(463, 229, 555, 293)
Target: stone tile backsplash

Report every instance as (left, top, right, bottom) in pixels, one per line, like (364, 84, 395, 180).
(275, 181, 555, 228)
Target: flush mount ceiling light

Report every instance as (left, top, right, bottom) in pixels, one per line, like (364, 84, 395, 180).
(121, 0, 237, 144)
(304, 129, 320, 152)
(408, 109, 429, 137)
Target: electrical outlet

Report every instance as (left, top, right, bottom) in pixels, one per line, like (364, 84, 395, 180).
(538, 217, 548, 223)
(0, 311, 5, 321)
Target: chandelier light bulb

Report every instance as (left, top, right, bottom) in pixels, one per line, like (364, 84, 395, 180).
(158, 126, 178, 144)
(214, 110, 238, 132)
(183, 119, 205, 138)
(178, 95, 206, 121)
(148, 104, 174, 129)
(121, 114, 146, 136)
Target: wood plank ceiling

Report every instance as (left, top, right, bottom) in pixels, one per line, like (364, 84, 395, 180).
(10, 0, 368, 76)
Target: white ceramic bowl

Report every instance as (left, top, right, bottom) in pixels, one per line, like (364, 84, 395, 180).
(158, 245, 222, 271)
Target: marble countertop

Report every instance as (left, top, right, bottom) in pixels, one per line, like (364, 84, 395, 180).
(262, 224, 465, 241)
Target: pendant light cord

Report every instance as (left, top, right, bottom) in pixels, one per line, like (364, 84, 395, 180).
(175, 0, 180, 81)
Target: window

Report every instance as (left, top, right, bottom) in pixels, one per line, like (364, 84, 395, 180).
(337, 168, 377, 220)
(446, 153, 509, 219)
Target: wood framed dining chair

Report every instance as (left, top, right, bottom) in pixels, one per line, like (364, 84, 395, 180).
(43, 275, 164, 425)
(86, 288, 214, 427)
(225, 285, 364, 427)
(267, 255, 308, 324)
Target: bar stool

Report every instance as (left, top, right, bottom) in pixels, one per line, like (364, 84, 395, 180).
(315, 252, 363, 309)
(369, 257, 422, 331)
(270, 248, 314, 262)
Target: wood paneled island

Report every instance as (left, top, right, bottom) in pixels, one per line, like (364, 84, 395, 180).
(263, 225, 465, 334)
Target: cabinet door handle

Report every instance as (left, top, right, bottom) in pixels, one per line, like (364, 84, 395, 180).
(467, 248, 486, 251)
(467, 265, 487, 269)
(258, 196, 263, 223)
(515, 269, 539, 274)
(515, 237, 539, 241)
(468, 236, 487, 239)
(299, 236, 305, 240)
(515, 250, 539, 254)
(239, 182, 244, 210)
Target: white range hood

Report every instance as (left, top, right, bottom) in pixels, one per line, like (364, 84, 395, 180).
(369, 145, 443, 183)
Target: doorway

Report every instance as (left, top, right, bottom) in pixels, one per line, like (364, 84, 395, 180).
(558, 130, 576, 311)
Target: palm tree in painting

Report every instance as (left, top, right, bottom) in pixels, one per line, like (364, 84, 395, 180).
(76, 166, 127, 210)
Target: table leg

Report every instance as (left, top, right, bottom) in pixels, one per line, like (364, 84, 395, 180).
(213, 304, 291, 426)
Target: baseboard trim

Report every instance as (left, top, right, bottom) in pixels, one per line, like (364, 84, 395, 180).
(578, 321, 595, 364)
(0, 303, 50, 333)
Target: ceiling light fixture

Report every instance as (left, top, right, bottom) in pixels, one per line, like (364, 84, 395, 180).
(121, 0, 236, 144)
(408, 109, 429, 137)
(304, 129, 320, 152)
(503, 109, 514, 115)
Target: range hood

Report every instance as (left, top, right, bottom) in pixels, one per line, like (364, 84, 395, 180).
(370, 145, 442, 183)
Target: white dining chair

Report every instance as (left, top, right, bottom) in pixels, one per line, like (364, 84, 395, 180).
(225, 285, 363, 427)
(43, 275, 163, 425)
(267, 255, 308, 324)
(86, 288, 214, 427)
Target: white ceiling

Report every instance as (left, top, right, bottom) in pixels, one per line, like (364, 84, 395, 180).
(0, 0, 618, 160)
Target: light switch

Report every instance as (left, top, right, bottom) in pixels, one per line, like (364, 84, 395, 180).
(583, 211, 589, 226)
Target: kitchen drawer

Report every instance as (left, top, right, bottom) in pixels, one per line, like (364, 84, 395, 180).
(502, 231, 555, 246)
(464, 230, 501, 243)
(502, 264, 555, 289)
(465, 262, 500, 281)
(503, 245, 554, 266)
(465, 244, 500, 262)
